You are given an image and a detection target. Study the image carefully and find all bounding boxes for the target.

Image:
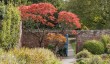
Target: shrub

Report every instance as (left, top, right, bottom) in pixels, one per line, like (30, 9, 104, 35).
(101, 35, 110, 52)
(106, 44, 110, 54)
(83, 40, 104, 54)
(9, 48, 61, 64)
(76, 49, 92, 59)
(46, 33, 66, 53)
(75, 58, 90, 64)
(0, 53, 18, 64)
(75, 56, 104, 64)
(101, 54, 107, 59)
(101, 35, 110, 46)
(107, 49, 110, 54)
(0, 48, 4, 55)
(0, 49, 19, 64)
(89, 55, 103, 64)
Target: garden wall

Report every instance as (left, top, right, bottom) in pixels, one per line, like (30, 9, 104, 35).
(21, 30, 41, 48)
(21, 30, 72, 48)
(76, 30, 110, 53)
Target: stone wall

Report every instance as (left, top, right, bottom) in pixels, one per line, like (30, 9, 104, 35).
(21, 30, 72, 48)
(76, 30, 110, 53)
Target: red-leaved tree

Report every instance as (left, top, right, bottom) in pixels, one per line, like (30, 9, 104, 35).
(19, 3, 81, 29)
(19, 3, 81, 47)
(19, 3, 57, 27)
(19, 3, 57, 47)
(57, 11, 81, 29)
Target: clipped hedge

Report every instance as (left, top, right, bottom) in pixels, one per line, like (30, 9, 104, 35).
(83, 40, 104, 54)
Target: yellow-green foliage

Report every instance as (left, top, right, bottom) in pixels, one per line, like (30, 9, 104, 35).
(0, 3, 21, 50)
(9, 48, 61, 64)
(76, 49, 92, 59)
(0, 53, 18, 64)
(83, 40, 104, 54)
(101, 35, 110, 52)
(0, 48, 61, 64)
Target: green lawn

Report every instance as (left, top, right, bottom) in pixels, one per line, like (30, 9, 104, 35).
(71, 42, 76, 56)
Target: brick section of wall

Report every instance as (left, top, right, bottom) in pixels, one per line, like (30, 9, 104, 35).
(21, 30, 72, 48)
(76, 30, 110, 53)
(21, 31, 40, 48)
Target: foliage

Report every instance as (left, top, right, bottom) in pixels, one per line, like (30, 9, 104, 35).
(0, 3, 21, 50)
(76, 49, 92, 59)
(19, 3, 81, 48)
(0, 48, 61, 64)
(101, 35, 110, 52)
(75, 55, 105, 64)
(66, 0, 110, 29)
(83, 40, 104, 54)
(46, 33, 66, 53)
(0, 48, 4, 55)
(71, 30, 77, 35)
(101, 54, 110, 60)
(0, 2, 5, 21)
(46, 33, 66, 43)
(9, 48, 61, 64)
(0, 53, 18, 64)
(106, 44, 110, 54)
(107, 50, 110, 54)
(89, 56, 103, 64)
(75, 58, 90, 64)
(19, 3, 57, 28)
(2, 0, 65, 10)
(1, 0, 32, 5)
(19, 3, 81, 30)
(30, 0, 65, 10)
(71, 42, 76, 56)
(57, 11, 81, 29)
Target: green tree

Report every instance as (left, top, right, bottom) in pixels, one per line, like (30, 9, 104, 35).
(1, 0, 65, 10)
(0, 0, 31, 5)
(66, 0, 110, 29)
(30, 0, 65, 10)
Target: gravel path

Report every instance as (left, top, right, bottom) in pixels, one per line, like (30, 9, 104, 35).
(61, 57, 76, 64)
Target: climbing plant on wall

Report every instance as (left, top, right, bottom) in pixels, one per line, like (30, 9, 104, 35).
(0, 3, 21, 50)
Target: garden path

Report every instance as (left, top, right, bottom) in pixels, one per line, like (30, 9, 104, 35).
(61, 38, 76, 64)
